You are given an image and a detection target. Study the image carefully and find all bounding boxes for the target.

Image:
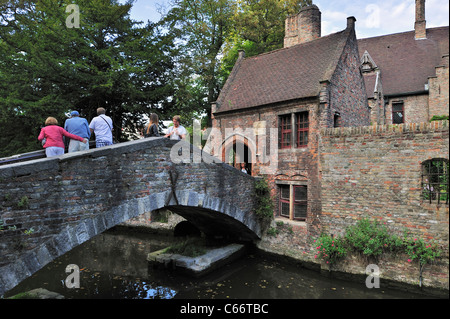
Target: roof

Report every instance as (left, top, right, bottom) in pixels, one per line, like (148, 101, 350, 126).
(214, 28, 353, 114)
(358, 26, 449, 97)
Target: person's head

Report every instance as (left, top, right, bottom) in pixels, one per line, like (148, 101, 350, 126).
(45, 117, 58, 126)
(150, 113, 159, 125)
(97, 107, 106, 115)
(172, 115, 181, 127)
(70, 111, 79, 118)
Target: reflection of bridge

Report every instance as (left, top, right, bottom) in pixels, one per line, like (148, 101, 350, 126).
(0, 138, 260, 295)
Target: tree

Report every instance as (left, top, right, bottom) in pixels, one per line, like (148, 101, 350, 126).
(0, 0, 176, 156)
(220, 0, 312, 80)
(161, 0, 234, 125)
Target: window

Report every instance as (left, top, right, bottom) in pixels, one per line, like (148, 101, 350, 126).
(296, 112, 309, 147)
(279, 185, 290, 218)
(279, 184, 307, 220)
(422, 159, 449, 205)
(392, 102, 404, 124)
(279, 111, 309, 149)
(333, 112, 341, 128)
(279, 114, 292, 149)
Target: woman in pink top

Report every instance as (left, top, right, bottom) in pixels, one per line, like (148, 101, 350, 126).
(38, 117, 88, 157)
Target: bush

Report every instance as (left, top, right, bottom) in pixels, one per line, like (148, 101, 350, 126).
(405, 237, 441, 266)
(314, 234, 347, 264)
(313, 218, 441, 267)
(430, 115, 449, 122)
(253, 178, 274, 221)
(344, 218, 403, 258)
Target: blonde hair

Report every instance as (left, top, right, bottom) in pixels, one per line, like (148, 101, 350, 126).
(146, 113, 159, 134)
(173, 115, 181, 123)
(45, 117, 58, 126)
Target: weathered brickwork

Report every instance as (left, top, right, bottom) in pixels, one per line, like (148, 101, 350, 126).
(428, 54, 449, 119)
(385, 94, 429, 124)
(0, 138, 259, 295)
(212, 98, 323, 239)
(323, 20, 370, 128)
(319, 121, 449, 248)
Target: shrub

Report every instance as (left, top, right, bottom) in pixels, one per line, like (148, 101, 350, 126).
(344, 218, 403, 258)
(253, 178, 274, 221)
(405, 237, 441, 266)
(314, 234, 347, 264)
(430, 115, 449, 122)
(313, 218, 441, 267)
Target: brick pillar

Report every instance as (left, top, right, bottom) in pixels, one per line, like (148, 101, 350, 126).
(284, 5, 321, 48)
(415, 0, 426, 40)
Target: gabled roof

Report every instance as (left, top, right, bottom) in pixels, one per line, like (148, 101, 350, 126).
(358, 26, 449, 97)
(214, 28, 353, 114)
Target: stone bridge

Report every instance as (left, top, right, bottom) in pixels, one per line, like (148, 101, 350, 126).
(0, 138, 261, 295)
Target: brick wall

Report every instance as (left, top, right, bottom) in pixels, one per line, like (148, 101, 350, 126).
(319, 121, 449, 248)
(325, 27, 371, 128)
(428, 54, 449, 119)
(212, 98, 323, 238)
(385, 94, 429, 124)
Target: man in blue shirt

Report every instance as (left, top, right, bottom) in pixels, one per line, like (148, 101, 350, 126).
(64, 111, 91, 153)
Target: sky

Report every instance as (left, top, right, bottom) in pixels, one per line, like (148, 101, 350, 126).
(121, 0, 449, 39)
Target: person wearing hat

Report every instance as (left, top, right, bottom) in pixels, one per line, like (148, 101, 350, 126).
(64, 110, 91, 153)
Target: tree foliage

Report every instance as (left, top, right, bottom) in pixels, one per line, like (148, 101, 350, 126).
(0, 0, 313, 157)
(220, 0, 312, 80)
(0, 0, 176, 156)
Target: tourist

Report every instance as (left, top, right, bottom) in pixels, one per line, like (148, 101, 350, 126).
(240, 163, 248, 174)
(144, 113, 160, 137)
(38, 117, 88, 157)
(89, 107, 113, 148)
(164, 115, 187, 140)
(64, 111, 91, 153)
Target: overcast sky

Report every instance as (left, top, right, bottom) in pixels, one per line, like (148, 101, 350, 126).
(121, 0, 449, 39)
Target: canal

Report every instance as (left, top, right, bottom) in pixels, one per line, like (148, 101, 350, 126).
(4, 227, 437, 299)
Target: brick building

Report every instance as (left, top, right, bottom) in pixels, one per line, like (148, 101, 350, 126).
(210, 1, 449, 244)
(211, 5, 369, 237)
(359, 0, 449, 125)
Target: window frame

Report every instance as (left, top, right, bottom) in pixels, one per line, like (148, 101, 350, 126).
(279, 114, 292, 149)
(293, 185, 307, 221)
(278, 184, 308, 221)
(296, 112, 309, 148)
(421, 158, 449, 205)
(392, 102, 405, 124)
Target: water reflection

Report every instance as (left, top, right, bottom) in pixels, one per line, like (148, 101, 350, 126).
(5, 227, 435, 299)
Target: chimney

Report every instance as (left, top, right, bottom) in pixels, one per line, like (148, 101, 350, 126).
(284, 5, 321, 48)
(346, 16, 356, 30)
(415, 0, 426, 39)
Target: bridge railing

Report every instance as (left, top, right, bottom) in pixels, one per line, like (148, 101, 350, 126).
(0, 141, 98, 166)
(0, 150, 46, 166)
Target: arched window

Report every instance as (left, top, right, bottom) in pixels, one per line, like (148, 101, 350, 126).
(421, 158, 449, 204)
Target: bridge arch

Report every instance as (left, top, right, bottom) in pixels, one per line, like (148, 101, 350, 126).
(0, 138, 261, 295)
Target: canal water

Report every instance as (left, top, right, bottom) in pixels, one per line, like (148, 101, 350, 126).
(4, 227, 436, 299)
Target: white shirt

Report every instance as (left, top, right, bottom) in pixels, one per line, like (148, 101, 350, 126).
(89, 115, 113, 142)
(167, 125, 187, 140)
